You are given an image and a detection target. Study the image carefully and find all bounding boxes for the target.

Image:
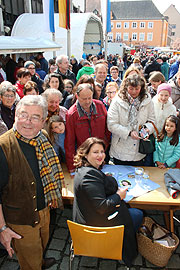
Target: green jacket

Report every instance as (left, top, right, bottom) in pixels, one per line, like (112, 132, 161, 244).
(76, 66, 94, 81)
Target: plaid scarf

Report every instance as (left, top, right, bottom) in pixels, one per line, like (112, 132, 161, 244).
(14, 129, 64, 209)
(127, 93, 141, 131)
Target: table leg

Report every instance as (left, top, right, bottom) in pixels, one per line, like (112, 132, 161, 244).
(163, 211, 170, 230)
(170, 209, 174, 233)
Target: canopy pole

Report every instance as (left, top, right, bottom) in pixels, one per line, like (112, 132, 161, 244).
(67, 28, 71, 59)
(52, 32, 56, 58)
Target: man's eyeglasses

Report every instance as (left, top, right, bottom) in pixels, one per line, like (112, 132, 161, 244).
(3, 94, 15, 98)
(17, 112, 42, 123)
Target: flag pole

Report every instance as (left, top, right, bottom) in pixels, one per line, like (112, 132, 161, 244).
(67, 0, 71, 59)
(67, 28, 71, 59)
(52, 32, 56, 58)
(104, 0, 108, 61)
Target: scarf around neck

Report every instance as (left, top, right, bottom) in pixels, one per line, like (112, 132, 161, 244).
(127, 93, 141, 130)
(14, 129, 64, 209)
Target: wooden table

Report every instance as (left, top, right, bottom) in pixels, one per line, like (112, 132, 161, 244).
(61, 164, 180, 232)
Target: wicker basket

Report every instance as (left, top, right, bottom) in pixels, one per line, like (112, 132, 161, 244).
(137, 217, 179, 267)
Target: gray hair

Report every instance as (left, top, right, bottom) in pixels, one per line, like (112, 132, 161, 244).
(16, 95, 48, 120)
(76, 83, 94, 95)
(56, 55, 68, 65)
(42, 88, 62, 102)
(0, 84, 16, 96)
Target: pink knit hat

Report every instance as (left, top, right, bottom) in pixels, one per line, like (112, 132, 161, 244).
(157, 83, 172, 96)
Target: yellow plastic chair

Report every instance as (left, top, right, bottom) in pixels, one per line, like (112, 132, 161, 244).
(67, 220, 124, 270)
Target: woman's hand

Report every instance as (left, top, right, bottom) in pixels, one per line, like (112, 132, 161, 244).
(130, 131, 141, 140)
(116, 187, 128, 200)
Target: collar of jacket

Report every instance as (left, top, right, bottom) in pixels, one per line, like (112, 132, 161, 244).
(76, 100, 97, 117)
(115, 92, 151, 110)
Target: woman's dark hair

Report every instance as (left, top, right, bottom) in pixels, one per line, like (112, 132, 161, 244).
(158, 115, 180, 146)
(44, 73, 64, 92)
(119, 74, 147, 102)
(73, 137, 106, 169)
(48, 115, 65, 144)
(17, 68, 31, 78)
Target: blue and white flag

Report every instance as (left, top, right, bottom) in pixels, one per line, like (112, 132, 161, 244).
(101, 0, 111, 34)
(43, 0, 55, 33)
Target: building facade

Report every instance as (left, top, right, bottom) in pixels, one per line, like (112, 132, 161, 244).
(109, 0, 169, 49)
(163, 4, 180, 42)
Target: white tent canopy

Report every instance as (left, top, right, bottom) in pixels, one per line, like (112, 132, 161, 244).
(0, 36, 61, 54)
(11, 13, 103, 60)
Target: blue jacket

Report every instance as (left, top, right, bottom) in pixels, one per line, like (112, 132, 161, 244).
(153, 136, 180, 167)
(168, 61, 180, 80)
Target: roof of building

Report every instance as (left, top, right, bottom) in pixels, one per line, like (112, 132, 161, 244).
(111, 0, 163, 20)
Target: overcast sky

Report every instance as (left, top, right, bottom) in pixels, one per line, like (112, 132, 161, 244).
(73, 0, 180, 14)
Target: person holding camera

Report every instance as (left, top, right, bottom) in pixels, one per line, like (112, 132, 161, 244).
(107, 74, 155, 166)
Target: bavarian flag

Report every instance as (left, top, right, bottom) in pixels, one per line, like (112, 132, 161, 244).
(58, 0, 70, 29)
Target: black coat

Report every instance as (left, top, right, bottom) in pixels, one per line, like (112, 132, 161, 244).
(73, 166, 138, 267)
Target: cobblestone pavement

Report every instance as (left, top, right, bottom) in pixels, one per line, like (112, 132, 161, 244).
(0, 206, 180, 270)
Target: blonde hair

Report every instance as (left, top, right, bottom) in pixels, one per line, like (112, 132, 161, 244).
(105, 82, 119, 93)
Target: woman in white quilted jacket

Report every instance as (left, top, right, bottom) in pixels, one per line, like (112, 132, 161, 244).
(107, 74, 155, 166)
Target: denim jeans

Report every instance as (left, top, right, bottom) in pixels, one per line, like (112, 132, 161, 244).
(128, 208, 143, 232)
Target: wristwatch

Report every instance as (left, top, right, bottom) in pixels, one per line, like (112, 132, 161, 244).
(0, 225, 8, 233)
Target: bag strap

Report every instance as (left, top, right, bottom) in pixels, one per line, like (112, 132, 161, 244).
(147, 121, 159, 137)
(151, 222, 172, 241)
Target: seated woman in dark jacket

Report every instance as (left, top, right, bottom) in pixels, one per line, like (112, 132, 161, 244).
(73, 137, 143, 267)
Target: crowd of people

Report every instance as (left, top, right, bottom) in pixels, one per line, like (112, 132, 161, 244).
(0, 50, 180, 268)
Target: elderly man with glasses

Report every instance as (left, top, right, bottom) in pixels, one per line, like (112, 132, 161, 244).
(0, 95, 64, 270)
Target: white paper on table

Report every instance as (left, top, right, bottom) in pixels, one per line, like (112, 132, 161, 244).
(128, 184, 148, 197)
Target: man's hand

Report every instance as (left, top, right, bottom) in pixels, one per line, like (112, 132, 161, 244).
(0, 227, 21, 257)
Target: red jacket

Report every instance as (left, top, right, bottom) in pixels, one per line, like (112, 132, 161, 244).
(65, 100, 111, 172)
(15, 81, 24, 99)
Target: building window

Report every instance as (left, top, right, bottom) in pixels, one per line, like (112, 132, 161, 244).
(148, 22, 153, 29)
(116, 22, 121, 29)
(116, 33, 121, 41)
(123, 33, 129, 41)
(171, 32, 175, 36)
(108, 33, 113, 41)
(124, 22, 129, 29)
(171, 24, 176, 29)
(132, 22, 137, 28)
(140, 22, 145, 28)
(139, 32, 145, 41)
(147, 32, 153, 41)
(111, 22, 114, 29)
(132, 33, 137, 40)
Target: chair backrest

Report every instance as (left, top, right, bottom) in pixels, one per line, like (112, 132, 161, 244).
(67, 220, 124, 260)
(176, 158, 180, 168)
